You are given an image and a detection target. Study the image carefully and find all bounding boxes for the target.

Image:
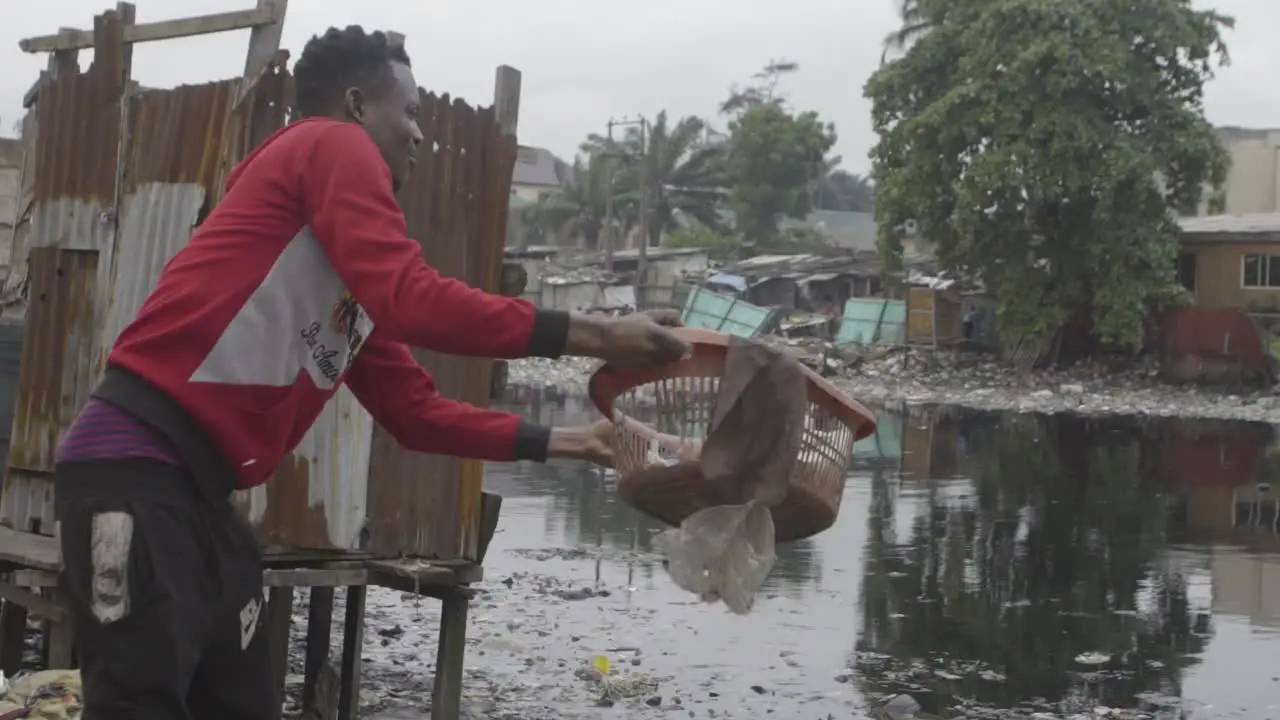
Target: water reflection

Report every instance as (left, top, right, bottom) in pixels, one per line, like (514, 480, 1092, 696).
(856, 410, 1210, 716)
(485, 388, 1280, 716)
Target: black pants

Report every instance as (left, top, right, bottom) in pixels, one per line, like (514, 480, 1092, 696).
(54, 458, 275, 720)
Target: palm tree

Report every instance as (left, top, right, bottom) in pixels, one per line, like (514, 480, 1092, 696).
(519, 154, 611, 249)
(585, 112, 729, 247)
(815, 164, 875, 212)
(881, 0, 932, 64)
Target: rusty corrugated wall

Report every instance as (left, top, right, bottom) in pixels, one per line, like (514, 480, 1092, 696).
(0, 9, 292, 534)
(365, 92, 518, 560)
(1, 10, 517, 558)
(0, 11, 124, 533)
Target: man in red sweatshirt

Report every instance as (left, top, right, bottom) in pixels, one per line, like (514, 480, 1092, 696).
(53, 25, 688, 720)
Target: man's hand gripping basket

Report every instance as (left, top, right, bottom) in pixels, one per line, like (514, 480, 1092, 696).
(588, 328, 877, 541)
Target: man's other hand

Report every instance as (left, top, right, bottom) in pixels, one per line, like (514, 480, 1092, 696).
(565, 310, 690, 371)
(547, 420, 614, 467)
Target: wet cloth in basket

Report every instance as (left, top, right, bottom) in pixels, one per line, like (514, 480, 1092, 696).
(644, 336, 808, 613)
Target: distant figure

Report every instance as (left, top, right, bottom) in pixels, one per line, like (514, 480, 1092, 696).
(962, 306, 976, 342)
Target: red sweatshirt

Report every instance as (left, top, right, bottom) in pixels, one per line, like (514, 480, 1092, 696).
(107, 117, 567, 488)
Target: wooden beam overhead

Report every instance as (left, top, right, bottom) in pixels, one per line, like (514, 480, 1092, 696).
(20, 5, 282, 53)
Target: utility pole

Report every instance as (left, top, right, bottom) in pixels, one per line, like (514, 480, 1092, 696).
(636, 117, 650, 310)
(603, 119, 616, 273)
(600, 116, 648, 301)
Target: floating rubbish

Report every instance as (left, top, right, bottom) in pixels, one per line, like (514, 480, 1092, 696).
(1073, 651, 1111, 666)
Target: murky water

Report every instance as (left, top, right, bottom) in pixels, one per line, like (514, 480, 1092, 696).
(468, 389, 1280, 718)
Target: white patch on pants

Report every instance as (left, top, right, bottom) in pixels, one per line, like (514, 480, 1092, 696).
(239, 593, 264, 650)
(89, 512, 134, 623)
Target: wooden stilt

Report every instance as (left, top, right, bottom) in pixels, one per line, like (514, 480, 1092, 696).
(430, 588, 471, 720)
(302, 586, 335, 716)
(336, 585, 367, 720)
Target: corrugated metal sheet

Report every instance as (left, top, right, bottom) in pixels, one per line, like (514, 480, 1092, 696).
(3, 11, 124, 533)
(7, 248, 98, 473)
(31, 14, 124, 205)
(681, 286, 778, 337)
(98, 183, 205, 367)
(233, 385, 372, 550)
(2, 10, 514, 556)
(1, 9, 294, 536)
(1, 248, 98, 533)
(836, 298, 906, 345)
(363, 91, 518, 559)
(0, 319, 25, 443)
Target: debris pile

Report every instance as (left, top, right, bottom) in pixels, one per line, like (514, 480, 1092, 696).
(506, 343, 1280, 423)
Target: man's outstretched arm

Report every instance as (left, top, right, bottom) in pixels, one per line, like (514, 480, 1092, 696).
(302, 123, 686, 369)
(346, 333, 607, 463)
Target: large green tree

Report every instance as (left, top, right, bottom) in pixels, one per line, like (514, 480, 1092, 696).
(723, 63, 837, 247)
(866, 0, 1231, 353)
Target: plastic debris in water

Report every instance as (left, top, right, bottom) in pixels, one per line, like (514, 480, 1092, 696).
(1074, 651, 1111, 666)
(593, 655, 610, 676)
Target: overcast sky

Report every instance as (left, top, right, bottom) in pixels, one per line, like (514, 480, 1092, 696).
(2, 0, 1277, 176)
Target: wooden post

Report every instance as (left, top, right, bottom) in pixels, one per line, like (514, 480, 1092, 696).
(493, 66, 521, 139)
(302, 587, 335, 716)
(241, 0, 288, 85)
(266, 586, 294, 708)
(0, 598, 27, 675)
(336, 586, 366, 720)
(431, 589, 471, 720)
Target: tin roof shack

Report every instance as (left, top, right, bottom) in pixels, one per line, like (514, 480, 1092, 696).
(904, 276, 965, 348)
(540, 276, 605, 312)
(731, 253, 883, 313)
(504, 245, 564, 305)
(610, 247, 709, 308)
(1, 11, 525, 562)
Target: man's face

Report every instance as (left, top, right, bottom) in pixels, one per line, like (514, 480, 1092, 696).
(357, 62, 423, 191)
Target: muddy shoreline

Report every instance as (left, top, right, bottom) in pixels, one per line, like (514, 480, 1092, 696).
(507, 355, 1280, 424)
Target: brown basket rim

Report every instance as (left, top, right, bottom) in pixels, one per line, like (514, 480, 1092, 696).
(587, 327, 877, 442)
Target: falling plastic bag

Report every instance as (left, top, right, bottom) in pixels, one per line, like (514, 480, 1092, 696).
(655, 500, 777, 615)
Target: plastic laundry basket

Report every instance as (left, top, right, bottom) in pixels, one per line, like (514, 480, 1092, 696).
(588, 328, 877, 541)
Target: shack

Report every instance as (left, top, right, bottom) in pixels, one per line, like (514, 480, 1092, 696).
(0, 6, 520, 719)
(610, 247, 709, 307)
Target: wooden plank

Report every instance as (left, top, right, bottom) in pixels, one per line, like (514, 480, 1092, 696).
(0, 581, 62, 620)
(262, 547, 370, 565)
(239, 0, 288, 104)
(0, 526, 60, 571)
(365, 559, 464, 588)
(42, 589, 73, 668)
(476, 492, 502, 565)
(264, 566, 367, 588)
(10, 569, 58, 587)
(492, 66, 521, 138)
(20, 6, 281, 53)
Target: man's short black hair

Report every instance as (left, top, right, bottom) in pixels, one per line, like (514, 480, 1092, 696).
(293, 25, 412, 118)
